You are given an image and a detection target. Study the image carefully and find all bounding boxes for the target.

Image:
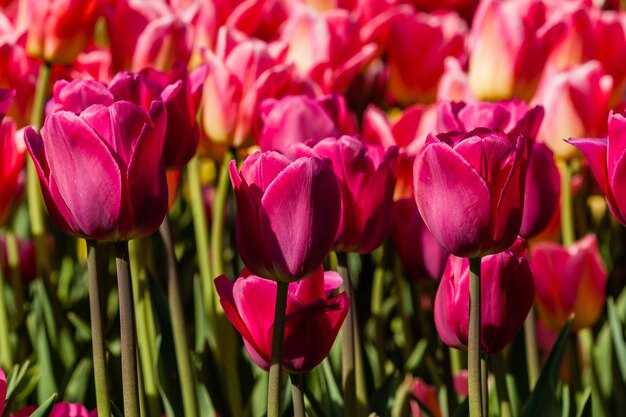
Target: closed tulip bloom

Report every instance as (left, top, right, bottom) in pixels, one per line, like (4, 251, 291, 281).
(468, 0, 564, 101)
(434, 238, 535, 354)
(230, 151, 341, 282)
(215, 266, 349, 373)
(0, 90, 25, 226)
(532, 60, 612, 160)
(24, 100, 168, 241)
(414, 129, 527, 258)
(22, 0, 101, 65)
(531, 235, 607, 331)
(297, 136, 398, 253)
(568, 111, 626, 225)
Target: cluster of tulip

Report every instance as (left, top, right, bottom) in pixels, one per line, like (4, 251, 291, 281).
(0, 0, 625, 416)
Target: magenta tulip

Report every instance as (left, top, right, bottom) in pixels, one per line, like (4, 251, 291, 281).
(0, 89, 25, 226)
(215, 266, 349, 373)
(434, 238, 535, 354)
(0, 368, 5, 416)
(295, 135, 398, 253)
(530, 234, 607, 331)
(229, 151, 341, 282)
(414, 128, 527, 258)
(568, 111, 626, 225)
(24, 99, 167, 241)
(49, 402, 94, 417)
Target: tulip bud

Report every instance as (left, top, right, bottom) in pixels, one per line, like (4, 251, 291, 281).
(530, 235, 607, 331)
(25, 100, 168, 241)
(414, 128, 527, 258)
(568, 111, 626, 226)
(295, 136, 398, 253)
(215, 266, 349, 373)
(229, 151, 341, 282)
(434, 238, 535, 354)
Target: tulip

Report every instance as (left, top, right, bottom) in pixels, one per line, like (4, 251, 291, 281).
(414, 128, 527, 258)
(0, 234, 36, 286)
(594, 8, 626, 104)
(0, 368, 5, 416)
(24, 99, 168, 241)
(568, 111, 626, 225)
(229, 151, 341, 282)
(215, 266, 349, 373)
(49, 403, 94, 417)
(409, 372, 469, 417)
(387, 9, 467, 105)
(530, 234, 607, 331)
(520, 143, 560, 238)
(295, 135, 398, 253)
(390, 198, 449, 281)
(532, 60, 612, 160)
(434, 238, 535, 353)
(258, 94, 357, 156)
(22, 0, 101, 65)
(0, 90, 25, 226)
(468, 0, 564, 101)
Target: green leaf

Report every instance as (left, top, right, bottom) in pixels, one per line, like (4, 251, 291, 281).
(576, 388, 592, 417)
(28, 393, 57, 417)
(321, 359, 343, 417)
(521, 320, 573, 417)
(607, 297, 626, 382)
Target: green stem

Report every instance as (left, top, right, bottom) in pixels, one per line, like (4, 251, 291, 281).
(187, 156, 214, 344)
(5, 228, 24, 322)
(558, 159, 575, 246)
(86, 240, 111, 417)
(524, 306, 540, 390)
(268, 281, 289, 417)
(492, 352, 511, 417)
(0, 261, 12, 368)
(468, 257, 484, 417)
(393, 255, 415, 359)
(338, 252, 356, 417)
(370, 247, 386, 383)
(159, 217, 198, 417)
(291, 373, 306, 417)
(115, 241, 140, 417)
(211, 149, 234, 277)
(128, 240, 159, 417)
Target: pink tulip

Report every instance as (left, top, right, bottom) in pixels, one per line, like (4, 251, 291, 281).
(24, 99, 168, 241)
(229, 151, 340, 282)
(593, 8, 626, 104)
(258, 94, 357, 156)
(295, 135, 398, 253)
(437, 57, 475, 103)
(520, 142, 560, 238)
(49, 402, 92, 417)
(199, 28, 302, 151)
(49, 65, 198, 169)
(530, 235, 607, 331)
(106, 0, 195, 72)
(280, 5, 378, 93)
(414, 128, 527, 258)
(21, 0, 101, 65)
(468, 0, 564, 101)
(568, 111, 626, 225)
(215, 266, 349, 372)
(391, 198, 449, 281)
(387, 9, 467, 105)
(0, 368, 5, 416)
(0, 90, 25, 226)
(434, 238, 535, 353)
(532, 60, 612, 160)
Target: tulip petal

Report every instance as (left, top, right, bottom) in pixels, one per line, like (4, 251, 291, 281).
(260, 157, 340, 281)
(292, 266, 325, 305)
(415, 142, 491, 257)
(41, 112, 122, 239)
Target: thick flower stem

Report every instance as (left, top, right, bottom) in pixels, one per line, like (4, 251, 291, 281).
(0, 264, 12, 368)
(268, 281, 289, 417)
(468, 257, 484, 417)
(558, 159, 575, 246)
(338, 252, 356, 417)
(291, 373, 306, 417)
(115, 241, 140, 417)
(159, 217, 198, 417)
(86, 240, 112, 417)
(524, 306, 540, 389)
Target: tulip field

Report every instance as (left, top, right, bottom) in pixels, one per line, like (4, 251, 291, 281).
(3, 0, 626, 416)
